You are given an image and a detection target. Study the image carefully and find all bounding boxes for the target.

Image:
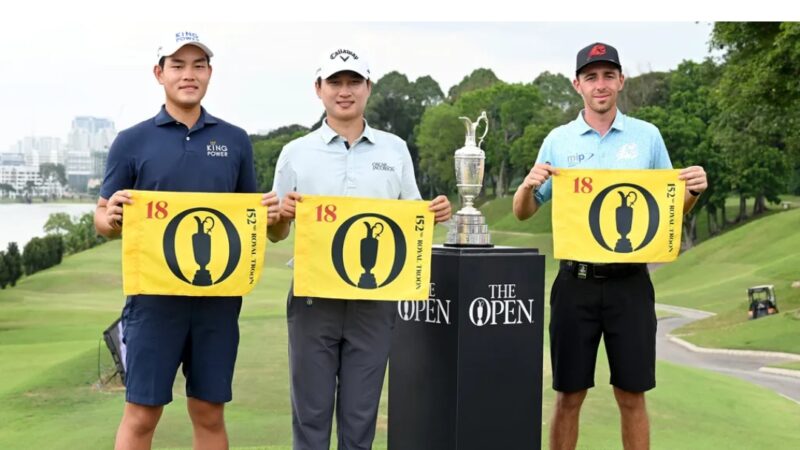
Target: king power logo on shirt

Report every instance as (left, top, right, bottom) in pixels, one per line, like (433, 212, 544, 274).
(207, 140, 229, 157)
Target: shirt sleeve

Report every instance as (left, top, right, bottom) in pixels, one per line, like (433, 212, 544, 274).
(652, 130, 673, 169)
(236, 134, 259, 193)
(99, 131, 135, 200)
(271, 145, 296, 199)
(533, 134, 554, 205)
(399, 142, 422, 200)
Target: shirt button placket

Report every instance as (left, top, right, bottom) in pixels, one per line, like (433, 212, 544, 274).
(345, 145, 357, 195)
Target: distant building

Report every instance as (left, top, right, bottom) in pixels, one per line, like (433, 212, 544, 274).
(0, 165, 64, 199)
(65, 116, 116, 191)
(11, 136, 64, 167)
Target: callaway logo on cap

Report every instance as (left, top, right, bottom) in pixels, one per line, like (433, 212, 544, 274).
(576, 42, 621, 75)
(156, 31, 214, 63)
(316, 47, 371, 80)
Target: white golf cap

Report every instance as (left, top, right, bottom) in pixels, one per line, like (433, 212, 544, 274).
(315, 47, 371, 80)
(156, 31, 214, 63)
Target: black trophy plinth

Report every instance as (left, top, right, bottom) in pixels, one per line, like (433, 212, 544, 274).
(389, 246, 545, 450)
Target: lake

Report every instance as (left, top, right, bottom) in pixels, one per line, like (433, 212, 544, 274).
(0, 203, 96, 250)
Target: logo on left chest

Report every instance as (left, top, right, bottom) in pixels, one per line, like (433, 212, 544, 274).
(207, 140, 229, 157)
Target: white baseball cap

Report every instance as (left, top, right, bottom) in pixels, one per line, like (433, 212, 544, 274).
(156, 31, 214, 63)
(315, 47, 371, 81)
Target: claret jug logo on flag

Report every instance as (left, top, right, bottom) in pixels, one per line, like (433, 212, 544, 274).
(122, 190, 267, 296)
(294, 196, 434, 300)
(552, 170, 685, 263)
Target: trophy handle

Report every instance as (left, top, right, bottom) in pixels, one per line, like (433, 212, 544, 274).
(202, 216, 215, 233)
(476, 111, 489, 148)
(372, 222, 384, 238)
(626, 191, 638, 207)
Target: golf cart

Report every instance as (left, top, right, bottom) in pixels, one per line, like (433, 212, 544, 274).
(747, 285, 778, 320)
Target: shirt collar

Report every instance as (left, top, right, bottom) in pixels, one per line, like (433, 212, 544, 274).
(154, 105, 218, 128)
(574, 108, 626, 135)
(319, 118, 376, 146)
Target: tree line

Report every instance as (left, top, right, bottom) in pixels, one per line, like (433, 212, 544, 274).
(248, 23, 800, 247)
(0, 212, 106, 289)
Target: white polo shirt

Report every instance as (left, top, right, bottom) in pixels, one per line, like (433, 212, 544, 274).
(272, 119, 422, 201)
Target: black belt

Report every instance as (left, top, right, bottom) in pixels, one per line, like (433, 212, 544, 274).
(560, 260, 645, 280)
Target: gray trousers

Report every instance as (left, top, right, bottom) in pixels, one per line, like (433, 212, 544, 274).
(287, 291, 397, 450)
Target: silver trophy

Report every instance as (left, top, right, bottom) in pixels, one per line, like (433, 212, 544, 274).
(445, 111, 492, 247)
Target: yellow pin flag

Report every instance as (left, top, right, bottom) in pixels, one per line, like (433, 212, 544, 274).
(122, 190, 267, 296)
(552, 170, 685, 263)
(294, 195, 435, 301)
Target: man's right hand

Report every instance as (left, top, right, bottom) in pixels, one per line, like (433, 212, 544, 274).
(520, 163, 559, 191)
(279, 192, 303, 220)
(104, 190, 133, 230)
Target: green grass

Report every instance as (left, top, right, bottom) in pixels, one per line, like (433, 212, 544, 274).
(690, 194, 800, 245)
(651, 207, 800, 353)
(2, 202, 800, 449)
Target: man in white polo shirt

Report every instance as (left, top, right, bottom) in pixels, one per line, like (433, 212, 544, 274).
(268, 47, 452, 450)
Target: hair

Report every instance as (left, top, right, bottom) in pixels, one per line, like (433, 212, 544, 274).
(158, 55, 211, 70)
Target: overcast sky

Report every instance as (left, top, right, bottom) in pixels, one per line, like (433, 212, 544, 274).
(0, 20, 720, 152)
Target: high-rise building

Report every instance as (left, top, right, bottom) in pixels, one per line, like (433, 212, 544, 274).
(65, 116, 116, 191)
(11, 136, 63, 167)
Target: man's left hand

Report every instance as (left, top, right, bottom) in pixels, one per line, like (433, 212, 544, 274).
(679, 166, 708, 194)
(428, 195, 452, 224)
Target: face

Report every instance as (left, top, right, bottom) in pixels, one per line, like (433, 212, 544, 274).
(315, 71, 371, 122)
(153, 45, 212, 109)
(573, 62, 625, 115)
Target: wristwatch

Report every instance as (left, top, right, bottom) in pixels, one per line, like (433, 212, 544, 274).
(689, 190, 701, 197)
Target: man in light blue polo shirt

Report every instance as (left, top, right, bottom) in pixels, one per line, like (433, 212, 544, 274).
(268, 47, 451, 450)
(95, 31, 280, 450)
(513, 42, 707, 450)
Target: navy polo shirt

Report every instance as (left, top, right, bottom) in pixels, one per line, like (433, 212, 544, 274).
(100, 105, 257, 199)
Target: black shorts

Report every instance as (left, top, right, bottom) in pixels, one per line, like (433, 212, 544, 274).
(549, 265, 656, 393)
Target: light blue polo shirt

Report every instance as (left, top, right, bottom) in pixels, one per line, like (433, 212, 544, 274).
(272, 119, 421, 201)
(534, 109, 672, 204)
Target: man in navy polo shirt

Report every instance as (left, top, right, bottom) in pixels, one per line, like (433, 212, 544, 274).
(269, 47, 452, 450)
(94, 31, 279, 450)
(513, 43, 707, 450)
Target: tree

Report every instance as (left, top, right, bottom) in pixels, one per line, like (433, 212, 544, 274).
(0, 183, 15, 198)
(0, 251, 8, 289)
(456, 82, 551, 197)
(415, 103, 464, 197)
(4, 243, 22, 287)
(44, 212, 75, 235)
(252, 131, 307, 193)
(39, 163, 68, 186)
(365, 71, 445, 193)
(617, 71, 671, 114)
(251, 124, 308, 142)
(710, 22, 798, 218)
(533, 71, 582, 118)
(447, 68, 501, 102)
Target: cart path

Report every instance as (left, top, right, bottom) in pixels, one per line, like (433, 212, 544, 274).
(655, 303, 800, 404)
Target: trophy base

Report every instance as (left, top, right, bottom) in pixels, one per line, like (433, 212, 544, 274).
(358, 273, 377, 289)
(614, 238, 633, 253)
(445, 214, 492, 247)
(192, 269, 212, 286)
